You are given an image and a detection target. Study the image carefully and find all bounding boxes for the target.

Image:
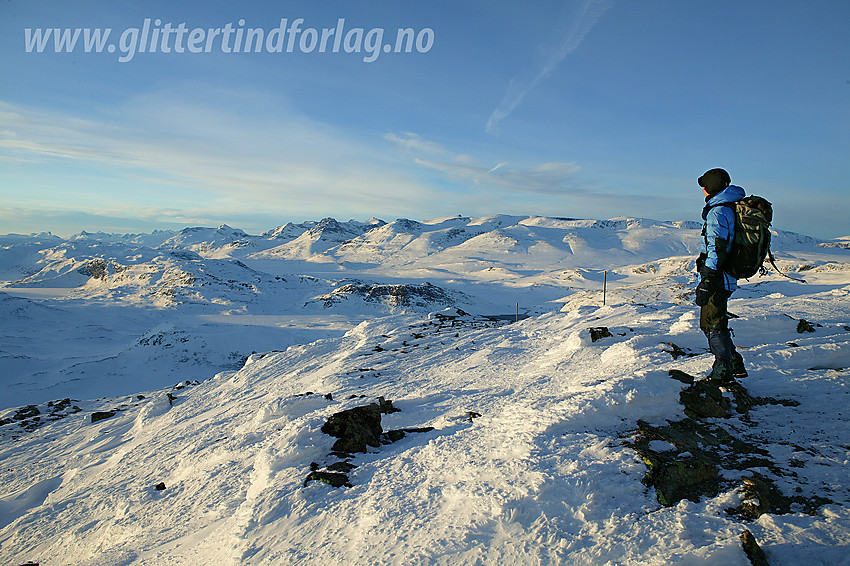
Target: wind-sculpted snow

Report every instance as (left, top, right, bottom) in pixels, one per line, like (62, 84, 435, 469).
(1, 214, 849, 564)
(1, 295, 849, 564)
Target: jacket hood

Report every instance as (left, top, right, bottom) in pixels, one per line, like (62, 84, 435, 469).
(702, 185, 745, 219)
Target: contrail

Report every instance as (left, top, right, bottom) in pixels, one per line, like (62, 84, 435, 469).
(486, 0, 612, 134)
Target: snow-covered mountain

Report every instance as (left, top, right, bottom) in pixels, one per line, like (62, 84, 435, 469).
(1, 215, 849, 565)
(2, 215, 846, 408)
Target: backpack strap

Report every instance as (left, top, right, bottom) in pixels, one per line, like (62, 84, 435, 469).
(767, 248, 807, 283)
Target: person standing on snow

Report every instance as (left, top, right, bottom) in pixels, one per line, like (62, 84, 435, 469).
(695, 168, 748, 382)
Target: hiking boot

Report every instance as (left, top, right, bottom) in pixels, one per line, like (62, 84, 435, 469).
(705, 358, 734, 383)
(732, 351, 748, 379)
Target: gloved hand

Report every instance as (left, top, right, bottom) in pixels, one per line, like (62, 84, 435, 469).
(695, 267, 721, 306)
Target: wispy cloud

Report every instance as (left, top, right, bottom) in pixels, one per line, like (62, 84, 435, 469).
(0, 91, 449, 224)
(383, 132, 448, 155)
(486, 0, 612, 133)
(386, 132, 580, 195)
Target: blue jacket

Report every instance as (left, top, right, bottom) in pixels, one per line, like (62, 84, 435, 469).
(701, 184, 746, 292)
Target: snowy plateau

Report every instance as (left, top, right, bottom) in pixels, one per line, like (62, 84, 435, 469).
(0, 214, 849, 565)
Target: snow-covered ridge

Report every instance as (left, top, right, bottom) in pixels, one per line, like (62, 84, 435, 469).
(2, 296, 849, 564)
(7, 216, 828, 273)
(1, 214, 849, 564)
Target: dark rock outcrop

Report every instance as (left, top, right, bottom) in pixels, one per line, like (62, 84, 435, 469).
(679, 379, 731, 418)
(740, 530, 770, 566)
(589, 327, 612, 343)
(315, 282, 458, 311)
(321, 397, 400, 454)
(77, 258, 108, 279)
(628, 371, 829, 514)
(307, 396, 434, 488)
(91, 411, 116, 423)
(304, 471, 351, 488)
(627, 417, 770, 506)
(662, 343, 700, 360)
(727, 472, 831, 520)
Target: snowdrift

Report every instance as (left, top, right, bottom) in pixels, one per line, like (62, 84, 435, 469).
(1, 215, 849, 565)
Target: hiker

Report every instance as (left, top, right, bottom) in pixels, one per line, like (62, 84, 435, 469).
(695, 168, 747, 381)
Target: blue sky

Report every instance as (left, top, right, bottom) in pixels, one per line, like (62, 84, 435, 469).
(1, 1, 848, 238)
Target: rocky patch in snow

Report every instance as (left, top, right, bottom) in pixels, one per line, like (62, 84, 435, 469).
(0, 398, 82, 434)
(309, 281, 462, 312)
(305, 397, 434, 488)
(627, 370, 833, 520)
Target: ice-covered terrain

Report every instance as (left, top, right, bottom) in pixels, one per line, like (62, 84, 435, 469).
(1, 215, 849, 565)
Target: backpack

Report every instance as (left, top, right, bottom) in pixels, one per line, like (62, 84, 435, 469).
(718, 195, 774, 279)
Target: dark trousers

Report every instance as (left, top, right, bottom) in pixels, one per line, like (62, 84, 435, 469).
(700, 290, 734, 360)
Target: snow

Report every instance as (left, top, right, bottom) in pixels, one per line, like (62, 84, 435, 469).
(1, 215, 849, 565)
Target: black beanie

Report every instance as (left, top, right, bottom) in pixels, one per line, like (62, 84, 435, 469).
(698, 168, 731, 195)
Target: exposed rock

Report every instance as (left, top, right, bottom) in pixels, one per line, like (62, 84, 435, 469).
(13, 405, 40, 420)
(629, 370, 831, 512)
(680, 379, 731, 418)
(47, 398, 73, 411)
(310, 397, 432, 488)
(641, 451, 719, 507)
(662, 343, 699, 360)
(304, 471, 351, 488)
(155, 482, 166, 491)
(720, 380, 759, 414)
(77, 258, 108, 279)
(382, 427, 435, 444)
(628, 415, 780, 507)
(383, 429, 406, 443)
(91, 411, 116, 423)
(727, 472, 831, 520)
(589, 327, 612, 342)
(314, 281, 458, 311)
(630, 419, 722, 505)
(675, 372, 798, 417)
(326, 461, 357, 473)
(321, 397, 400, 455)
(1, 399, 82, 432)
(740, 530, 770, 566)
(796, 319, 816, 333)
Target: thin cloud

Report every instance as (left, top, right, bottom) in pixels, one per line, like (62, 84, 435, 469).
(383, 132, 447, 155)
(383, 132, 573, 194)
(486, 0, 612, 133)
(386, 130, 583, 195)
(0, 94, 448, 221)
(410, 156, 581, 196)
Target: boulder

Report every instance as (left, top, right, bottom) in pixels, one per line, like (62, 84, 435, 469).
(589, 327, 612, 343)
(91, 411, 116, 423)
(321, 397, 400, 454)
(740, 530, 770, 566)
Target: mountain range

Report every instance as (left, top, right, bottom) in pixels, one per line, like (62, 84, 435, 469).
(1, 215, 848, 565)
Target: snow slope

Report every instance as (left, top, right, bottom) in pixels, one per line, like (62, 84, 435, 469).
(1, 215, 849, 565)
